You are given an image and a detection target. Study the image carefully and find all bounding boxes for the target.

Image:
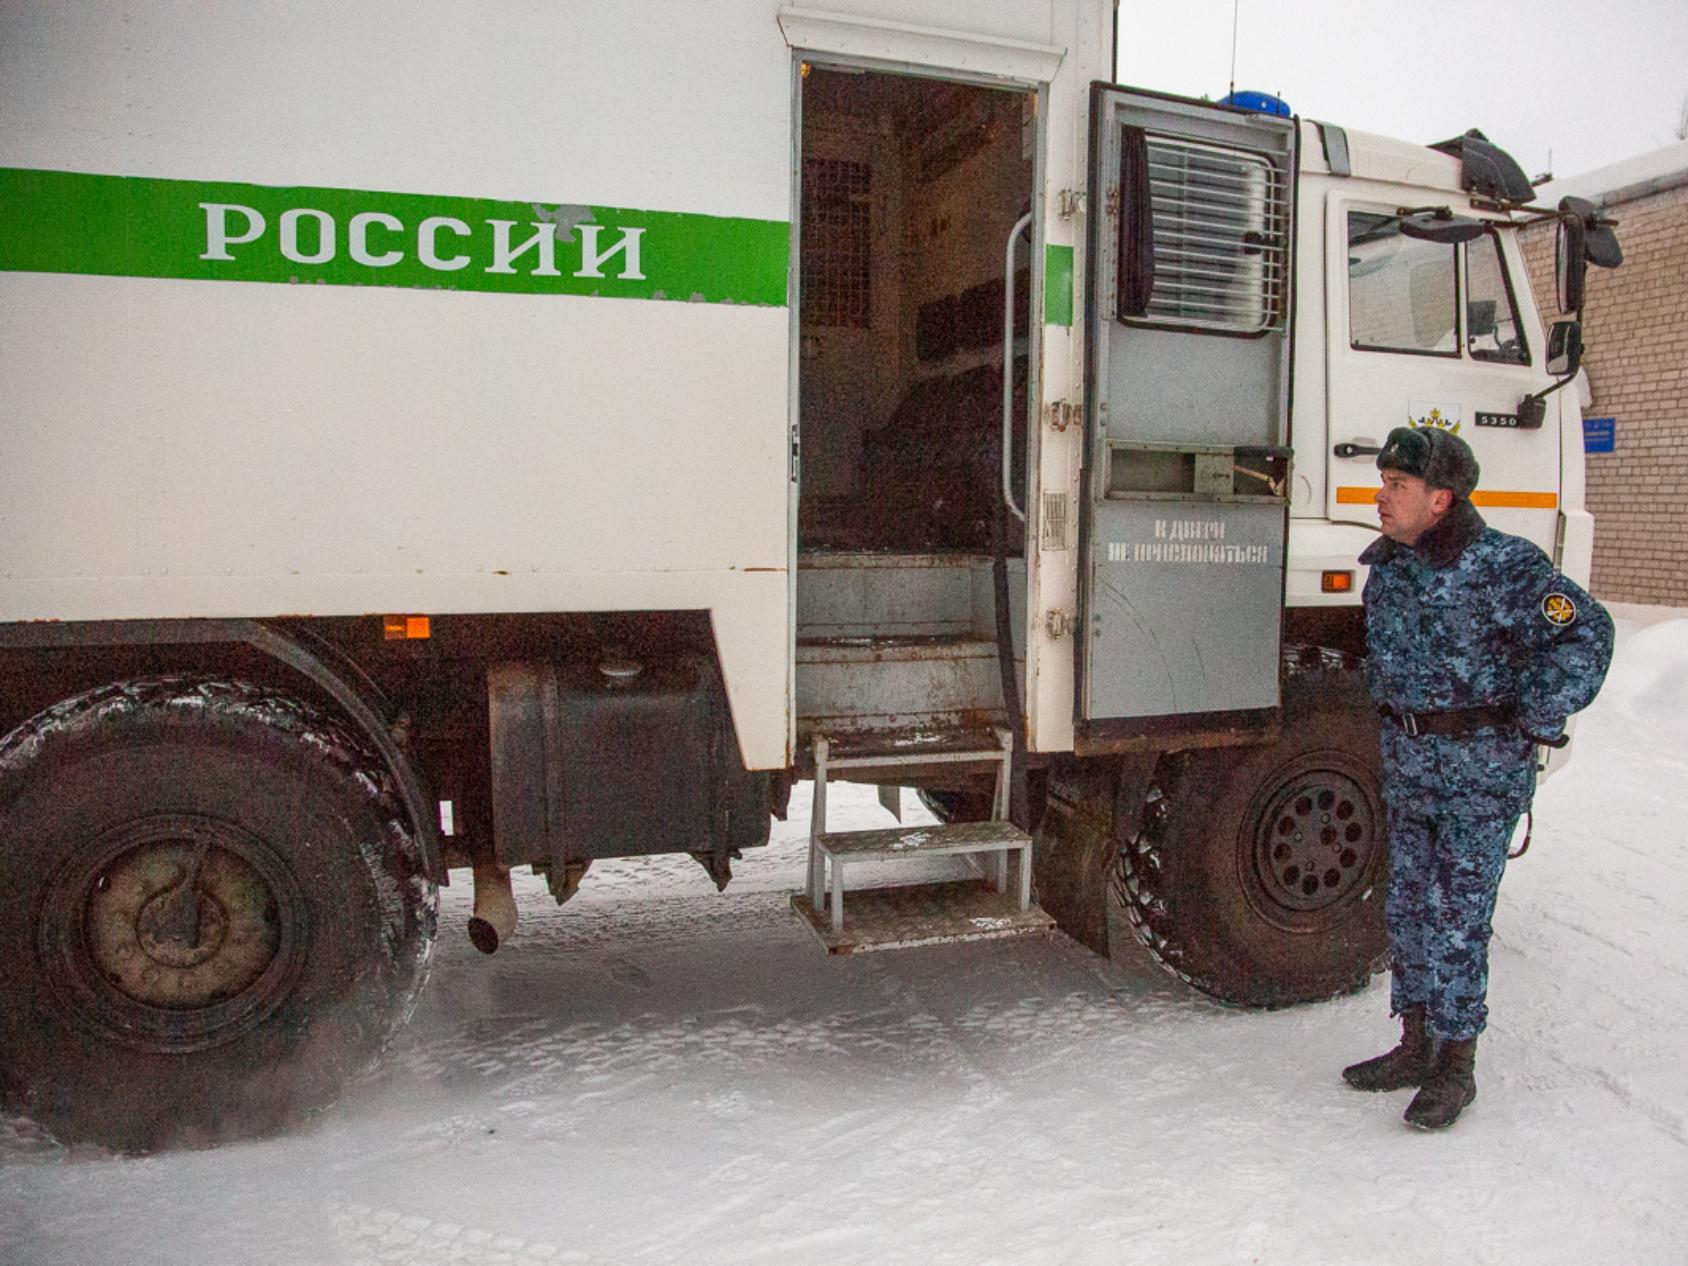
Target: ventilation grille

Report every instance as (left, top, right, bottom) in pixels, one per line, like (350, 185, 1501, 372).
(1143, 136, 1288, 334)
(1040, 491, 1071, 551)
(801, 158, 872, 329)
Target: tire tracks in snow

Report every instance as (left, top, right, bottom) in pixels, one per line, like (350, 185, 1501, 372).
(324, 1202, 580, 1265)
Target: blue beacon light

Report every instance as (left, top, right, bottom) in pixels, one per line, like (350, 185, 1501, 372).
(1220, 90, 1291, 117)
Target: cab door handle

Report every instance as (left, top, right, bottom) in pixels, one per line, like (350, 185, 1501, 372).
(1333, 441, 1381, 459)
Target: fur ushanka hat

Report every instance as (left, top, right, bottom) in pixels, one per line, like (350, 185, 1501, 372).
(1376, 426, 1480, 500)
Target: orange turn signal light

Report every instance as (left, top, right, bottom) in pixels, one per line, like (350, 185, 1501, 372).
(1321, 571, 1354, 594)
(383, 615, 432, 641)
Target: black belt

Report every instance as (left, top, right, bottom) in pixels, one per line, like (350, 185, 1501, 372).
(1378, 702, 1516, 738)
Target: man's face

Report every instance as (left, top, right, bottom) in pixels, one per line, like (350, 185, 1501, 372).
(1376, 471, 1453, 545)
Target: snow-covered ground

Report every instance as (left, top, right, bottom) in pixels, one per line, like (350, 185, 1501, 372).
(3, 609, 1686, 1266)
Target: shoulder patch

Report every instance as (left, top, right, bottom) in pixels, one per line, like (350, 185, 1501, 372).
(1542, 592, 1577, 626)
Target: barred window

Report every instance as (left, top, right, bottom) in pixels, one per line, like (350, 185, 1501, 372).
(801, 158, 871, 328)
(1140, 136, 1288, 333)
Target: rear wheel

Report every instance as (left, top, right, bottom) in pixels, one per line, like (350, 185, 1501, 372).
(0, 677, 436, 1151)
(1112, 651, 1388, 1006)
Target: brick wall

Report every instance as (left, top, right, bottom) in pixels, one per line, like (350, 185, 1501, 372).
(1521, 181, 1688, 605)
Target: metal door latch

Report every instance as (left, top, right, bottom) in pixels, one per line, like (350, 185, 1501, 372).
(1057, 189, 1086, 219)
(1044, 400, 1082, 432)
(1044, 609, 1076, 640)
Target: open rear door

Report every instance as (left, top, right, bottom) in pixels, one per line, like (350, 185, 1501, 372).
(1078, 86, 1297, 746)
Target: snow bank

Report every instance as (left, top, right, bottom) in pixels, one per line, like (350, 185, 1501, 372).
(1598, 616, 1688, 737)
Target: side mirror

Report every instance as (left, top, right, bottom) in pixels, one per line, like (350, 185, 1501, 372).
(1561, 196, 1623, 269)
(1518, 317, 1586, 430)
(1555, 215, 1586, 313)
(1555, 196, 1624, 314)
(1547, 319, 1583, 377)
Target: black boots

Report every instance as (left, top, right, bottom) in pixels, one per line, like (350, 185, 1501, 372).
(1404, 1037, 1478, 1130)
(1343, 1005, 1436, 1092)
(1345, 1008, 1480, 1128)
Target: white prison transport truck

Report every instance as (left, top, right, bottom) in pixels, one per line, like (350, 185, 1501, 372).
(0, 1, 1619, 1151)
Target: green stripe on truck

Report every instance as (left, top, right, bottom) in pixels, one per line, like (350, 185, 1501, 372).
(1044, 243, 1073, 326)
(0, 167, 791, 307)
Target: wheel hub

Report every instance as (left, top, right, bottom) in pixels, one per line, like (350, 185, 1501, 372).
(40, 814, 303, 1052)
(1252, 768, 1379, 915)
(86, 838, 281, 1008)
(136, 886, 230, 968)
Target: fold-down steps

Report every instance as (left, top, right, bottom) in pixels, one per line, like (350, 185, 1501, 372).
(790, 730, 1054, 954)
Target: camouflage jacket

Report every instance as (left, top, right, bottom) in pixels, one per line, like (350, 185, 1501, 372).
(1360, 499, 1614, 817)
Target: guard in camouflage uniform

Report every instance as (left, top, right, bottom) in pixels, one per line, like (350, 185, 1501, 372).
(1342, 426, 1613, 1130)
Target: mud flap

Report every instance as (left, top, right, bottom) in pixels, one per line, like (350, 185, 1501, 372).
(1032, 754, 1158, 956)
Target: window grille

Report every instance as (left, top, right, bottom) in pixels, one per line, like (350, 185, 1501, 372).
(802, 158, 871, 329)
(1141, 137, 1287, 333)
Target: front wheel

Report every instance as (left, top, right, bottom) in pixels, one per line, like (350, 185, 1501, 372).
(1112, 651, 1389, 1006)
(0, 677, 437, 1151)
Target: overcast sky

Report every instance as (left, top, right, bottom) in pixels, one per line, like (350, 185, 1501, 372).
(1116, 0, 1688, 182)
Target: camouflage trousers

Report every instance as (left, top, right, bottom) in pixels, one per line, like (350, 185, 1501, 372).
(1385, 806, 1516, 1041)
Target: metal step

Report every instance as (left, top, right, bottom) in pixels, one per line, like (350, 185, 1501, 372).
(807, 724, 1011, 780)
(794, 731, 1053, 954)
(791, 879, 1054, 954)
(796, 552, 987, 639)
(816, 818, 1030, 859)
(795, 635, 1018, 739)
(793, 551, 1026, 739)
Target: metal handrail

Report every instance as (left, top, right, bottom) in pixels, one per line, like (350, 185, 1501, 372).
(1002, 212, 1033, 524)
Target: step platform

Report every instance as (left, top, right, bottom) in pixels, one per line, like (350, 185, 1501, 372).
(790, 881, 1055, 954)
(793, 820, 1054, 954)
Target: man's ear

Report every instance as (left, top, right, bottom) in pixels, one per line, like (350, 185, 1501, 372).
(1431, 488, 1455, 515)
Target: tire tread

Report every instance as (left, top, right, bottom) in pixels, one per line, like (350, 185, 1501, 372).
(1111, 646, 1388, 1007)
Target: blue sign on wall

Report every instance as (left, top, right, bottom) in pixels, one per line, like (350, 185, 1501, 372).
(1584, 416, 1615, 454)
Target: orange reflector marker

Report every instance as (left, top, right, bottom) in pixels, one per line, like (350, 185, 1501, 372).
(383, 615, 432, 641)
(1336, 486, 1558, 509)
(1471, 490, 1560, 509)
(1322, 570, 1354, 593)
